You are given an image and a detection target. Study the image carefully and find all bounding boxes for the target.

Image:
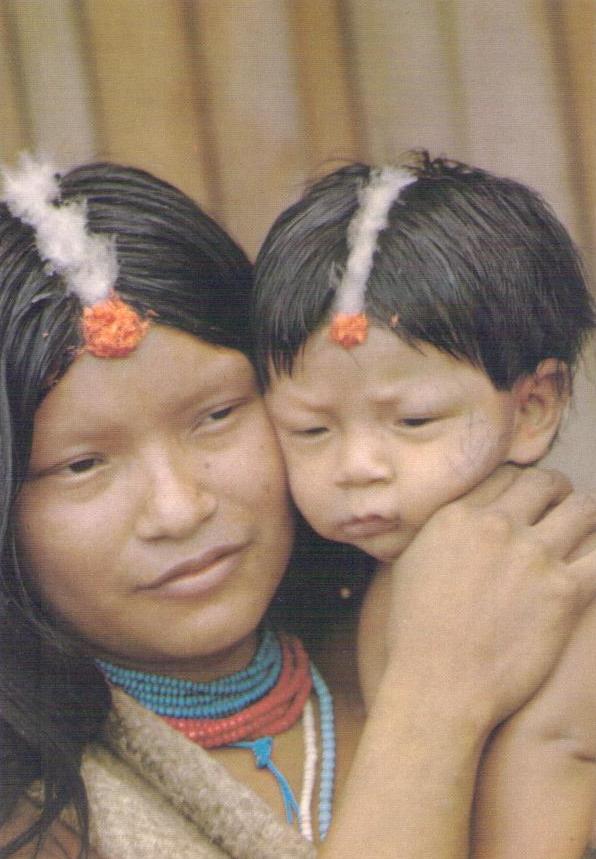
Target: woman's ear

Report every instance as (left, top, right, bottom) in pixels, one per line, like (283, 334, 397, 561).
(507, 359, 571, 465)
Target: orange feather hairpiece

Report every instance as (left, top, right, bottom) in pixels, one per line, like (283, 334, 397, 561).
(1, 154, 150, 358)
(329, 166, 416, 348)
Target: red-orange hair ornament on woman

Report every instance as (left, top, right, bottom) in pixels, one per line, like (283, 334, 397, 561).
(1, 155, 150, 359)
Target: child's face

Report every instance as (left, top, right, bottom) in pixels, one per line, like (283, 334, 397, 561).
(265, 325, 521, 562)
(15, 325, 293, 678)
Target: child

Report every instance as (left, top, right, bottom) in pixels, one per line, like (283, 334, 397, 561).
(253, 152, 596, 857)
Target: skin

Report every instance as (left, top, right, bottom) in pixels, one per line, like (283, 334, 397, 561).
(9, 323, 364, 850)
(323, 465, 596, 858)
(15, 325, 294, 681)
(265, 324, 535, 563)
(266, 322, 596, 857)
(9, 321, 596, 859)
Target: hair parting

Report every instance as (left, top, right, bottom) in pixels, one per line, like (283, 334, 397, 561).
(253, 151, 594, 390)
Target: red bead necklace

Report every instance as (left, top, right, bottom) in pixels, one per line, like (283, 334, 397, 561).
(164, 633, 312, 748)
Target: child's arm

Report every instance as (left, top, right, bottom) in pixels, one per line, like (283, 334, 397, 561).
(358, 528, 596, 858)
(471, 531, 596, 859)
(338, 465, 596, 859)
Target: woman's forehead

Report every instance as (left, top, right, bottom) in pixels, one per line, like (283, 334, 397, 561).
(33, 326, 256, 436)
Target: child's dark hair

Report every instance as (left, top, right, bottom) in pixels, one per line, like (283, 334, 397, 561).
(0, 163, 253, 857)
(253, 151, 594, 390)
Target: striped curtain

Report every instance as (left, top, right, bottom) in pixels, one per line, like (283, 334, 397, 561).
(1, 0, 594, 487)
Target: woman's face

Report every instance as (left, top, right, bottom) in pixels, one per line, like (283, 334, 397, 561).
(15, 325, 293, 680)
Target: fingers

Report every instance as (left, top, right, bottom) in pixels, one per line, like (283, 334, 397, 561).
(534, 490, 596, 559)
(569, 529, 596, 562)
(569, 541, 596, 607)
(458, 466, 573, 524)
(492, 468, 574, 524)
(453, 464, 522, 506)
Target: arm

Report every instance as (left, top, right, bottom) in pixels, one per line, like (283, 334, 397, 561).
(360, 549, 596, 859)
(472, 532, 596, 859)
(357, 562, 391, 711)
(322, 467, 596, 859)
(323, 659, 489, 858)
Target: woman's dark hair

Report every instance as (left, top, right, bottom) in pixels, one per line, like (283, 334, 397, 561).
(0, 162, 253, 856)
(253, 152, 594, 390)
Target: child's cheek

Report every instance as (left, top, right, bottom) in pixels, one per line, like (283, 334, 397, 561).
(288, 470, 332, 535)
(447, 415, 510, 487)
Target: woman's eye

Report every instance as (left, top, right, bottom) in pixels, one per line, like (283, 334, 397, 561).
(195, 403, 242, 431)
(399, 417, 433, 428)
(67, 457, 100, 474)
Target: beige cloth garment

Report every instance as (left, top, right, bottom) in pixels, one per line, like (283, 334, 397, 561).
(82, 688, 316, 859)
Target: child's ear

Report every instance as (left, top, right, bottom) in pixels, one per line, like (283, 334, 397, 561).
(507, 359, 570, 465)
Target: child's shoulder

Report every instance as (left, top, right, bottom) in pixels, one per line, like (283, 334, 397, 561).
(516, 528, 596, 756)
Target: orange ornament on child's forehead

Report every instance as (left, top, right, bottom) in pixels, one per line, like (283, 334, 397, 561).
(329, 312, 369, 348)
(82, 294, 150, 358)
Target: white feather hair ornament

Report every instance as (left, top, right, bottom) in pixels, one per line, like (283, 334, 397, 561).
(329, 166, 416, 348)
(1, 153, 150, 358)
(1, 153, 118, 306)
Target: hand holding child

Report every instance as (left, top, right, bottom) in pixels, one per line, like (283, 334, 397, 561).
(373, 466, 596, 730)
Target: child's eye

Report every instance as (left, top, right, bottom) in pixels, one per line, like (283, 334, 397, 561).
(294, 426, 328, 437)
(398, 417, 434, 428)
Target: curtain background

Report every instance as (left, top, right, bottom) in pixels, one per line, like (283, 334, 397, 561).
(1, 0, 594, 487)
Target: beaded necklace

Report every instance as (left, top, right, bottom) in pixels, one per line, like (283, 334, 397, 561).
(97, 629, 335, 841)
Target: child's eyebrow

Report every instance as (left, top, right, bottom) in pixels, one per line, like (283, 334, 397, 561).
(271, 378, 460, 412)
(374, 383, 458, 405)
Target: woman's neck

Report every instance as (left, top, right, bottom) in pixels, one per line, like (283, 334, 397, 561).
(95, 629, 259, 683)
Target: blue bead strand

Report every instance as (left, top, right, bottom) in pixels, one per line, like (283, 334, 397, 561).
(96, 627, 282, 718)
(310, 663, 335, 840)
(97, 630, 336, 840)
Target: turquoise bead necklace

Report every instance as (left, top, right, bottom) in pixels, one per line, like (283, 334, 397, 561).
(97, 627, 335, 841)
(97, 626, 281, 718)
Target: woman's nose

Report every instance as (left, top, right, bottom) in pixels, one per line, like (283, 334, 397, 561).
(335, 431, 394, 487)
(134, 448, 217, 540)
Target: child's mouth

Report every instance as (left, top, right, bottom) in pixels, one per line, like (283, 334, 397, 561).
(339, 515, 400, 539)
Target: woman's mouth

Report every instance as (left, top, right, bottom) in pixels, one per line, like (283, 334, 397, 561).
(140, 543, 247, 598)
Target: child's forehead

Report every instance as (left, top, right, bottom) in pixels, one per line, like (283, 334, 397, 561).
(266, 325, 485, 405)
(295, 324, 458, 374)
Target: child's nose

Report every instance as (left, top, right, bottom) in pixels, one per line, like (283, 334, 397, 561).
(335, 431, 394, 487)
(134, 448, 217, 540)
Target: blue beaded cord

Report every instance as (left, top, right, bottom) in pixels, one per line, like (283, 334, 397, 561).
(96, 627, 281, 717)
(97, 631, 336, 840)
(231, 737, 300, 825)
(227, 662, 335, 841)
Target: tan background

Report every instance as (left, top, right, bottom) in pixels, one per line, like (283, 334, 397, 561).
(1, 0, 594, 488)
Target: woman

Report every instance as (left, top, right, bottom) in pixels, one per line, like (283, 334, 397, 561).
(1, 157, 595, 858)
